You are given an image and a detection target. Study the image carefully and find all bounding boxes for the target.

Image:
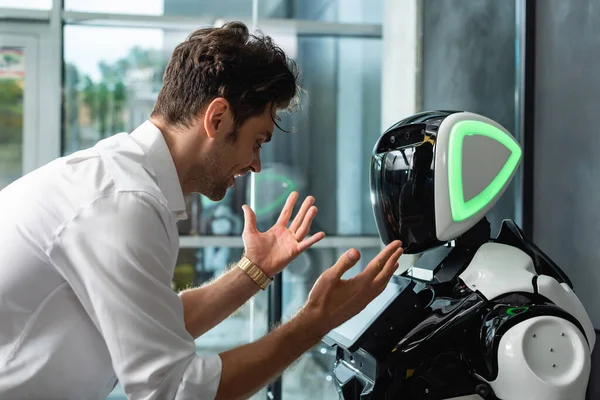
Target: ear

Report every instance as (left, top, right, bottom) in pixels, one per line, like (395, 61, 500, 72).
(203, 98, 234, 139)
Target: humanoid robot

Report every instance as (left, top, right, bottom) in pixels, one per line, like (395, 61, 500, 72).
(323, 111, 596, 400)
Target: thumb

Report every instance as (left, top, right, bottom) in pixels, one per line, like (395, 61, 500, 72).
(332, 249, 361, 280)
(242, 205, 258, 234)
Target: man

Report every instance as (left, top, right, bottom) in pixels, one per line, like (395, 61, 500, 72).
(0, 21, 403, 400)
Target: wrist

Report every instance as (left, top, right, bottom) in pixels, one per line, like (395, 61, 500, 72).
(237, 255, 273, 290)
(291, 306, 330, 344)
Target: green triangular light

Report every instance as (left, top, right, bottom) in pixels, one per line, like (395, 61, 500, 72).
(253, 173, 298, 217)
(448, 120, 522, 222)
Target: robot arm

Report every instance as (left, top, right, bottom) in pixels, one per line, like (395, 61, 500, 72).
(461, 242, 594, 400)
(488, 314, 590, 400)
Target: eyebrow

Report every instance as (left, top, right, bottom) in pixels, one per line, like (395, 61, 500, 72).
(263, 131, 273, 142)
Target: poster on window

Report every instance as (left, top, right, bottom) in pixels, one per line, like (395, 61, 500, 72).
(0, 48, 25, 81)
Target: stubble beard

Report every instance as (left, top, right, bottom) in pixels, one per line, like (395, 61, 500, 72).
(184, 149, 230, 201)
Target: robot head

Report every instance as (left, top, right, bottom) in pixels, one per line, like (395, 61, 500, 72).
(370, 111, 522, 254)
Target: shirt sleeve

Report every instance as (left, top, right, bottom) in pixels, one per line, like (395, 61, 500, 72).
(46, 191, 222, 400)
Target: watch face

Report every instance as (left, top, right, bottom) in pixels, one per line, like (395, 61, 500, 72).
(370, 111, 457, 253)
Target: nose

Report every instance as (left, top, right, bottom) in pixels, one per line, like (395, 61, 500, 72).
(249, 152, 262, 173)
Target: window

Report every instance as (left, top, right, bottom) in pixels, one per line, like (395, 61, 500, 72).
(0, 47, 24, 189)
(63, 25, 168, 154)
(63, 26, 382, 236)
(62, 0, 382, 23)
(0, 0, 51, 9)
(261, 0, 382, 23)
(176, 245, 270, 352)
(247, 36, 383, 236)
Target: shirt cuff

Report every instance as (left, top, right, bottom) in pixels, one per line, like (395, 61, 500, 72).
(176, 354, 223, 400)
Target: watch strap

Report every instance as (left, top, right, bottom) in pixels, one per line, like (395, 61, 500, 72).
(237, 256, 273, 290)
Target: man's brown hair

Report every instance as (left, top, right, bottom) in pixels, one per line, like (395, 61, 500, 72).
(152, 21, 299, 135)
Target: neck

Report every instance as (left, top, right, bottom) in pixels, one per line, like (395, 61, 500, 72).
(149, 116, 200, 195)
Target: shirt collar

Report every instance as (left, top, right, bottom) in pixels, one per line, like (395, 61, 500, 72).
(129, 120, 187, 218)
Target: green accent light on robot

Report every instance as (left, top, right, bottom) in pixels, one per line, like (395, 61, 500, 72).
(253, 173, 298, 217)
(506, 306, 529, 316)
(448, 120, 522, 222)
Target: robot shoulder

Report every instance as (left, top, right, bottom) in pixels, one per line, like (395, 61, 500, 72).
(459, 242, 536, 301)
(484, 313, 591, 400)
(459, 242, 596, 351)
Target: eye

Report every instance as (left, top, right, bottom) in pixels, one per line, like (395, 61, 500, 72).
(255, 141, 263, 149)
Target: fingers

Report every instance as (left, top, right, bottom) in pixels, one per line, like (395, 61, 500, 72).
(289, 196, 315, 233)
(373, 247, 404, 287)
(295, 205, 318, 240)
(360, 240, 403, 281)
(297, 231, 325, 253)
(242, 205, 258, 234)
(276, 191, 299, 226)
(330, 248, 361, 281)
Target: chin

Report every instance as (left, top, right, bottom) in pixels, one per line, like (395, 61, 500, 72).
(202, 187, 228, 202)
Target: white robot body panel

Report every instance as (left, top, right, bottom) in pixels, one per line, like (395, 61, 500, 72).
(434, 112, 522, 242)
(460, 242, 595, 351)
(458, 242, 536, 300)
(536, 275, 596, 350)
(487, 316, 591, 400)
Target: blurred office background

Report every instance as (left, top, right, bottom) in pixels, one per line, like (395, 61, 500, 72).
(3, 0, 600, 399)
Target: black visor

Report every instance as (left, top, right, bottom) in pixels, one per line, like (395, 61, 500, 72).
(370, 111, 456, 253)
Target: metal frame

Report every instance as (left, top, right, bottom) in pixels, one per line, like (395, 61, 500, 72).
(516, 0, 536, 238)
(0, 4, 62, 172)
(0, 7, 50, 21)
(62, 11, 382, 37)
(0, 7, 382, 38)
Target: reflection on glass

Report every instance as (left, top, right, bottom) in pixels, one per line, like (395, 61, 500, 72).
(258, 36, 383, 236)
(280, 246, 382, 400)
(0, 47, 24, 190)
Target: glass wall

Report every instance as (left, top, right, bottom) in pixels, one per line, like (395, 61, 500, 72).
(63, 0, 382, 23)
(58, 1, 384, 399)
(260, 0, 382, 23)
(253, 36, 382, 236)
(63, 25, 169, 154)
(63, 25, 382, 236)
(0, 46, 24, 190)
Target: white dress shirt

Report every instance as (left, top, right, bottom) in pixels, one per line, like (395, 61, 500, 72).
(0, 121, 222, 400)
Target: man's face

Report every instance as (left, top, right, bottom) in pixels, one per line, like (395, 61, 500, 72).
(189, 101, 274, 201)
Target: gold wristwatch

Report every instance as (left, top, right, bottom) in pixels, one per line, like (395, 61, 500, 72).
(237, 255, 273, 290)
